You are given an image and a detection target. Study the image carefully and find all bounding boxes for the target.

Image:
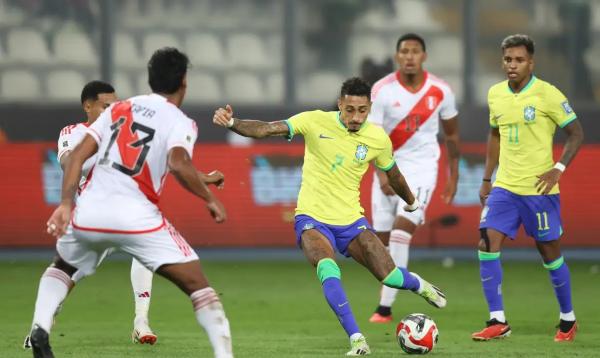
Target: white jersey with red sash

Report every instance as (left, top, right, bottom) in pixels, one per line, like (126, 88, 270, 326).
(369, 71, 458, 169)
(57, 122, 97, 191)
(72, 94, 197, 233)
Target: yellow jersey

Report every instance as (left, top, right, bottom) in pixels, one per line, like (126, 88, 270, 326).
(286, 110, 395, 225)
(488, 75, 577, 195)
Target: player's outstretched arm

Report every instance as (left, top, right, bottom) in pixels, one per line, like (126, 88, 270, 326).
(47, 134, 98, 237)
(441, 117, 460, 204)
(213, 104, 289, 138)
(480, 127, 500, 205)
(385, 165, 418, 211)
(168, 147, 226, 223)
(535, 119, 584, 195)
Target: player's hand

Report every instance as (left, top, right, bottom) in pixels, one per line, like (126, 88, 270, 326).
(479, 181, 492, 206)
(441, 177, 458, 204)
(207, 170, 225, 189)
(380, 183, 395, 196)
(213, 104, 234, 128)
(46, 204, 71, 238)
(535, 168, 562, 195)
(206, 199, 227, 223)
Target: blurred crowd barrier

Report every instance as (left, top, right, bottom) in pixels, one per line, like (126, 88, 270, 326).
(1, 143, 598, 248)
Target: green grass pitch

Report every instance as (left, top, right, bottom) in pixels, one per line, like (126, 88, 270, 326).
(1, 260, 599, 357)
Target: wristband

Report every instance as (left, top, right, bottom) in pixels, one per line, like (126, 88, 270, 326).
(404, 198, 420, 212)
(482, 178, 492, 182)
(553, 162, 566, 172)
(227, 118, 235, 128)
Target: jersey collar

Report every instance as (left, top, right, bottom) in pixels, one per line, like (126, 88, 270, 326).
(507, 74, 536, 94)
(336, 111, 368, 133)
(396, 70, 428, 93)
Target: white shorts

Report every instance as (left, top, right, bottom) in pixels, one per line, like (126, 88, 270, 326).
(57, 219, 198, 278)
(371, 167, 437, 231)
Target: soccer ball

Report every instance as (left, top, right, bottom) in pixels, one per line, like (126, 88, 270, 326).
(396, 313, 438, 354)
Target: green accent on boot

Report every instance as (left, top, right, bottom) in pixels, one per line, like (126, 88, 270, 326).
(543, 256, 564, 271)
(316, 258, 341, 283)
(382, 268, 404, 289)
(478, 251, 501, 261)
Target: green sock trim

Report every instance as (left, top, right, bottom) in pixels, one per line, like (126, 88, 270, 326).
(382, 268, 404, 289)
(543, 256, 564, 271)
(478, 251, 501, 261)
(316, 258, 340, 283)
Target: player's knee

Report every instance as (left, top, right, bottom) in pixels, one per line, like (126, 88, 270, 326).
(50, 255, 78, 277)
(478, 229, 491, 252)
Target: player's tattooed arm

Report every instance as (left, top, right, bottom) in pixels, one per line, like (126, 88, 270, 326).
(441, 117, 460, 204)
(384, 165, 416, 206)
(557, 119, 584, 167)
(213, 104, 289, 138)
(480, 127, 500, 204)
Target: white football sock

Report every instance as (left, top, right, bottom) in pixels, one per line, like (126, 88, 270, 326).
(130, 258, 153, 324)
(32, 267, 73, 333)
(191, 287, 233, 358)
(379, 229, 412, 307)
(560, 310, 576, 321)
(490, 310, 506, 323)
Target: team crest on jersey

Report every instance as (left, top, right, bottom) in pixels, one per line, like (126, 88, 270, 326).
(524, 105, 536, 122)
(427, 96, 438, 110)
(355, 144, 368, 161)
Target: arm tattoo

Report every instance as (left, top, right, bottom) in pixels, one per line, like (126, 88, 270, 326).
(231, 119, 289, 138)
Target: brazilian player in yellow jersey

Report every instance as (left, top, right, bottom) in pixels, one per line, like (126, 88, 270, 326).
(473, 35, 584, 343)
(213, 77, 447, 356)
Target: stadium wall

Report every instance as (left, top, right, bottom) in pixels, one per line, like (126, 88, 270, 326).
(0, 143, 598, 248)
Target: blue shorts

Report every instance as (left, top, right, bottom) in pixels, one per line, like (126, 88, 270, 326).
(293, 215, 374, 257)
(480, 187, 562, 241)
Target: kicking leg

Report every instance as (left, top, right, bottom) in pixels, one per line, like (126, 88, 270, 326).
(536, 239, 577, 341)
(472, 228, 511, 341)
(347, 230, 446, 308)
(371, 217, 416, 323)
(130, 258, 157, 344)
(300, 229, 369, 356)
(157, 260, 232, 358)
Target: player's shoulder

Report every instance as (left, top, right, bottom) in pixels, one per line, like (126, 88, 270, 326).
(533, 77, 564, 97)
(372, 72, 397, 98)
(59, 122, 87, 138)
(363, 122, 389, 140)
(427, 72, 454, 93)
(488, 80, 509, 98)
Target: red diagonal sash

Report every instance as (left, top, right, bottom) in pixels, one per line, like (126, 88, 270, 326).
(389, 85, 444, 151)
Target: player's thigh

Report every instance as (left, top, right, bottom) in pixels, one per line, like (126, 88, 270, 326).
(371, 181, 398, 232)
(478, 228, 507, 252)
(519, 194, 563, 242)
(479, 188, 521, 243)
(535, 239, 562, 262)
(57, 227, 110, 278)
(300, 229, 336, 267)
(347, 230, 395, 281)
(119, 221, 199, 273)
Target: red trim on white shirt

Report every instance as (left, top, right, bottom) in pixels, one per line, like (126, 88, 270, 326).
(71, 217, 166, 234)
(396, 71, 428, 94)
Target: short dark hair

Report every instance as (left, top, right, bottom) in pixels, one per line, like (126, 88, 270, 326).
(147, 47, 190, 94)
(340, 77, 371, 101)
(501, 34, 535, 55)
(80, 80, 114, 104)
(396, 33, 426, 52)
